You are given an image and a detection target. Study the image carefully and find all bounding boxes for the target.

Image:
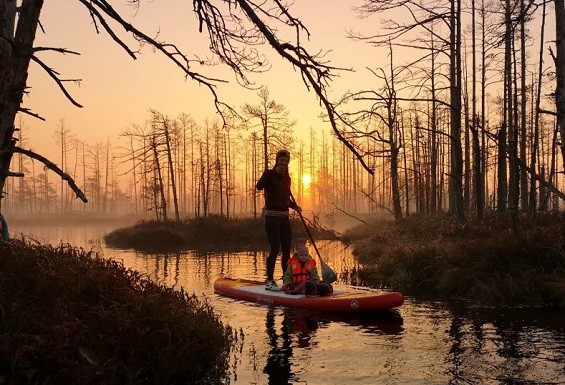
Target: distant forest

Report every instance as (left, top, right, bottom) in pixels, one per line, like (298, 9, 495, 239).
(2, 1, 565, 223)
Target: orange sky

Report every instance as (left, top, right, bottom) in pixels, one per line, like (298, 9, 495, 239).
(19, 0, 379, 161)
(17, 1, 555, 168)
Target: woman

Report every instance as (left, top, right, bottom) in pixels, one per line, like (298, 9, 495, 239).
(256, 149, 301, 291)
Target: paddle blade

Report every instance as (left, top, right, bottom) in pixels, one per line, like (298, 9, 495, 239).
(320, 258, 337, 283)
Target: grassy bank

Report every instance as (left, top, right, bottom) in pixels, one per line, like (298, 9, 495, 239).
(347, 212, 565, 307)
(104, 214, 334, 252)
(0, 239, 238, 384)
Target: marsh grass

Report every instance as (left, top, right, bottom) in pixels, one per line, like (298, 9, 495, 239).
(0, 239, 238, 384)
(104, 214, 329, 252)
(349, 212, 565, 307)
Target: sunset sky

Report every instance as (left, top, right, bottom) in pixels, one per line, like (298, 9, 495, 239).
(19, 0, 381, 161)
(16, 1, 555, 168)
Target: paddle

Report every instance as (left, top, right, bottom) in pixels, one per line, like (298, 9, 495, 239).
(288, 190, 337, 283)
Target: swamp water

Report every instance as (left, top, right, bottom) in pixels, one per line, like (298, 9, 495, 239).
(11, 224, 565, 385)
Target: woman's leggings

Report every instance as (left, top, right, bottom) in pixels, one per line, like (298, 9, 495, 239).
(264, 215, 292, 281)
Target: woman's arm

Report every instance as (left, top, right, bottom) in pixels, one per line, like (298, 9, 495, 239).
(256, 170, 270, 190)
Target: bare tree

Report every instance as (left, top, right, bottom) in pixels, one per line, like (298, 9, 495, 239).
(243, 87, 296, 171)
(338, 45, 405, 220)
(52, 118, 77, 213)
(177, 113, 198, 215)
(150, 134, 167, 220)
(119, 123, 154, 215)
(151, 111, 181, 221)
(87, 141, 106, 213)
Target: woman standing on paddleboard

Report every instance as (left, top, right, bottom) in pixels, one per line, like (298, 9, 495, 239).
(256, 149, 301, 291)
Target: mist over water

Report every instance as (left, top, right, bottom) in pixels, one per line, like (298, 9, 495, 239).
(10, 223, 565, 385)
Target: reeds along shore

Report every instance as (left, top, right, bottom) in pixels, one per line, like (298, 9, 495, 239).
(0, 239, 238, 385)
(347, 212, 565, 307)
(103, 214, 334, 252)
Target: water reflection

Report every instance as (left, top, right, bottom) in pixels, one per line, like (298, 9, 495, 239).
(260, 306, 405, 385)
(264, 308, 299, 384)
(438, 303, 565, 385)
(318, 310, 405, 336)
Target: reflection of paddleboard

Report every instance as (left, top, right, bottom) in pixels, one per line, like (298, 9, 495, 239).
(214, 277, 404, 313)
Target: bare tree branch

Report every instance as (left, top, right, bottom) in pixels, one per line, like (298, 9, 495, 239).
(30, 55, 83, 108)
(17, 107, 45, 121)
(330, 201, 386, 225)
(5, 146, 88, 203)
(76, 0, 239, 122)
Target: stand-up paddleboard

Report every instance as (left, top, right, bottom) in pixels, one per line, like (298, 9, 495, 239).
(214, 277, 404, 313)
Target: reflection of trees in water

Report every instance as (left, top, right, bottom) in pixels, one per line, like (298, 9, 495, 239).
(201, 250, 266, 281)
(11, 224, 113, 250)
(447, 315, 465, 383)
(243, 251, 263, 279)
(146, 253, 182, 286)
(261, 307, 403, 384)
(134, 249, 270, 290)
(445, 305, 565, 384)
(312, 240, 360, 285)
(489, 310, 561, 384)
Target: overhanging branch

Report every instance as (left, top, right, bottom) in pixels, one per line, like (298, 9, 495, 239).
(5, 146, 88, 203)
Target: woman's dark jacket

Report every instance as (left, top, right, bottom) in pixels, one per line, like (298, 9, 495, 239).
(256, 169, 298, 212)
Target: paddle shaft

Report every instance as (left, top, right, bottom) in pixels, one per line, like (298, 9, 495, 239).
(288, 190, 326, 268)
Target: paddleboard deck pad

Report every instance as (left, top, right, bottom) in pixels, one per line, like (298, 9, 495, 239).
(214, 277, 404, 313)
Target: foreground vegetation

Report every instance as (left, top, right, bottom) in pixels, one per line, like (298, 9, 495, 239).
(104, 214, 335, 251)
(0, 240, 238, 384)
(346, 212, 565, 307)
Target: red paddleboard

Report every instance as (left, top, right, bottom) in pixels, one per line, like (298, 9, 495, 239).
(214, 277, 404, 313)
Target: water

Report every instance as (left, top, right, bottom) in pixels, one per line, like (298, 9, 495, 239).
(10, 224, 565, 385)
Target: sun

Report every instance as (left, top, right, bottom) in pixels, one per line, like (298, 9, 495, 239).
(302, 174, 312, 185)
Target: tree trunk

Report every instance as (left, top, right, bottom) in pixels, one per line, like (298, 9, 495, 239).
(224, 130, 230, 219)
(151, 136, 167, 221)
(449, 0, 465, 221)
(0, 0, 43, 197)
(519, 0, 528, 211)
(163, 120, 180, 221)
(481, 3, 488, 214)
(401, 125, 409, 217)
(430, 27, 438, 213)
(555, 0, 565, 173)
(471, 0, 484, 219)
(103, 138, 109, 214)
(506, 0, 519, 225)
(385, 43, 403, 220)
(531, 2, 547, 212)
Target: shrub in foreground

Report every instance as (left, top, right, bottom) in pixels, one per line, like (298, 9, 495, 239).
(0, 240, 238, 384)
